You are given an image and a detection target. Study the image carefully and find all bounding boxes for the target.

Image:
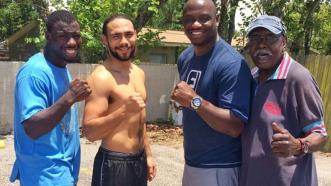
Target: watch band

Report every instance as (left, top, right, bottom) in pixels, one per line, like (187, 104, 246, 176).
(298, 138, 309, 154)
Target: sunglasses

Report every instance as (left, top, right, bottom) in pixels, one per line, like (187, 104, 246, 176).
(248, 34, 282, 45)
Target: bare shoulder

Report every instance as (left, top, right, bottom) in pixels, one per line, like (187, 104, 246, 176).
(132, 64, 145, 78)
(88, 65, 112, 80)
(87, 65, 115, 93)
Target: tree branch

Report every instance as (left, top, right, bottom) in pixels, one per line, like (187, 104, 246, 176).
(134, 0, 168, 33)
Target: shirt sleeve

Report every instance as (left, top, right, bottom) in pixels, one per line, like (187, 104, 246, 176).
(16, 75, 49, 124)
(215, 59, 253, 123)
(295, 71, 327, 137)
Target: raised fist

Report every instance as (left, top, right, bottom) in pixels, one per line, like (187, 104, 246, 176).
(68, 78, 92, 102)
(125, 92, 146, 114)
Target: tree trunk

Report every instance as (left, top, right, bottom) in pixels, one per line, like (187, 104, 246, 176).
(218, 0, 229, 40)
(134, 0, 168, 33)
(303, 0, 321, 55)
(32, 0, 49, 22)
(290, 12, 305, 55)
(271, 0, 287, 17)
(227, 0, 239, 44)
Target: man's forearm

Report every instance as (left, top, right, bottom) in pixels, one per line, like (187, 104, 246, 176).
(83, 105, 130, 142)
(143, 125, 153, 157)
(196, 99, 244, 137)
(23, 93, 74, 139)
(302, 132, 328, 153)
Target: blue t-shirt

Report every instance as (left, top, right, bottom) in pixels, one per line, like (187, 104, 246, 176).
(178, 39, 253, 168)
(10, 53, 80, 186)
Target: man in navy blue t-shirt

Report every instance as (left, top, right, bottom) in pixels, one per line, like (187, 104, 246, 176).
(171, 0, 253, 185)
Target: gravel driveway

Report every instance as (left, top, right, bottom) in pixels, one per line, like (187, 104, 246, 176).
(1, 136, 330, 186)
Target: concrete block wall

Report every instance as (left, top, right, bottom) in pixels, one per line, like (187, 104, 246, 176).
(0, 61, 178, 134)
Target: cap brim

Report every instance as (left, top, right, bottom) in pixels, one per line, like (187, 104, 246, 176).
(247, 25, 282, 36)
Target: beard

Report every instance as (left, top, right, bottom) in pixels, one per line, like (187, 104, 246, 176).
(108, 45, 136, 62)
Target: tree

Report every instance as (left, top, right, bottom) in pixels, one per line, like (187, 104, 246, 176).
(214, 0, 240, 44)
(134, 0, 168, 32)
(0, 0, 42, 42)
(67, 0, 169, 63)
(146, 0, 184, 30)
(310, 2, 331, 54)
(238, 0, 331, 55)
(0, 0, 171, 63)
(285, 0, 322, 55)
(3, 0, 331, 60)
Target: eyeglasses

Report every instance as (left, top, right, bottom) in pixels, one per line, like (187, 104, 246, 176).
(248, 34, 281, 45)
(182, 15, 213, 26)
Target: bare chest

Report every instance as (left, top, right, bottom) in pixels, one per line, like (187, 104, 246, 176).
(108, 70, 146, 101)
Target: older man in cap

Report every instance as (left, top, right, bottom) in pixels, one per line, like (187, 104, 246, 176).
(240, 15, 328, 186)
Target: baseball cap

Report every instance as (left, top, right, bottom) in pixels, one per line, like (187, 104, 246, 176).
(247, 15, 286, 36)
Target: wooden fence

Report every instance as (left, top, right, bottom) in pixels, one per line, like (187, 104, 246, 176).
(295, 55, 331, 151)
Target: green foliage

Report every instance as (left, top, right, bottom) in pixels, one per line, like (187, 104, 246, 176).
(214, 0, 243, 44)
(66, 0, 167, 63)
(133, 58, 142, 65)
(0, 0, 40, 41)
(67, 0, 107, 63)
(3, 0, 330, 58)
(310, 2, 331, 54)
(146, 0, 184, 30)
(239, 0, 331, 55)
(0, 0, 169, 63)
(281, 0, 330, 55)
(137, 28, 165, 54)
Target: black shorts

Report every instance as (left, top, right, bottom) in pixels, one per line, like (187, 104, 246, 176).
(91, 147, 147, 186)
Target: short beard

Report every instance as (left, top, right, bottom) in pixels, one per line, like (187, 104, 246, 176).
(108, 46, 136, 62)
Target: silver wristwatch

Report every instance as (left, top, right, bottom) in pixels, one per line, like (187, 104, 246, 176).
(190, 95, 202, 110)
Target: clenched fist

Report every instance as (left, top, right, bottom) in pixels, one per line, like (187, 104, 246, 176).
(67, 78, 92, 103)
(271, 122, 301, 157)
(171, 81, 197, 108)
(125, 92, 146, 114)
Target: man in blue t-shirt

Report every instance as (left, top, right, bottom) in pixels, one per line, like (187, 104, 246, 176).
(10, 10, 91, 186)
(171, 0, 253, 185)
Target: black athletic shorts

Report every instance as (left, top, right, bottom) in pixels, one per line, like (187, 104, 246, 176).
(91, 147, 147, 186)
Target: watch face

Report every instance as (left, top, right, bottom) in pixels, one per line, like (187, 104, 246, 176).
(193, 97, 202, 107)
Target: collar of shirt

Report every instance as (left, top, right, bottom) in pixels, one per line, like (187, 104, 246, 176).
(252, 52, 294, 81)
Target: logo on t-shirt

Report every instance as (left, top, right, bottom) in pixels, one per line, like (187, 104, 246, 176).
(60, 106, 76, 136)
(186, 70, 201, 90)
(263, 101, 282, 116)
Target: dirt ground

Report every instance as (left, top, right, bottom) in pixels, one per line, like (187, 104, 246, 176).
(1, 124, 330, 186)
(147, 123, 183, 148)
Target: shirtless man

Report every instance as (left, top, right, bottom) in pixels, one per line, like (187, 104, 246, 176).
(83, 14, 156, 186)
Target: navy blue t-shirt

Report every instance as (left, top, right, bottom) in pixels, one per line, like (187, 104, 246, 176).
(177, 39, 253, 168)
